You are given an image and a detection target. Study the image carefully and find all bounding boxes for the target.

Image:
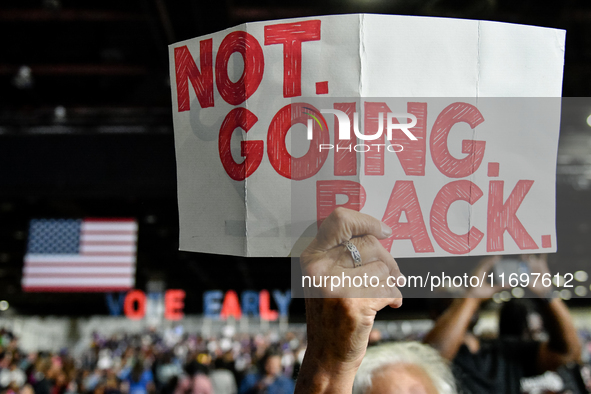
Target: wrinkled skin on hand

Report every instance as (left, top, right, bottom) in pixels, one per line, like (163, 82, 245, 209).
(295, 208, 404, 394)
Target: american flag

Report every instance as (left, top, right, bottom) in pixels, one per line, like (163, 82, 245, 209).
(22, 218, 137, 292)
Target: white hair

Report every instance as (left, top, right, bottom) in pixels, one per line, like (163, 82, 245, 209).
(352, 341, 457, 394)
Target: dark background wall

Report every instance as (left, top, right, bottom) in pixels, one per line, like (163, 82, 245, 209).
(1, 0, 591, 316)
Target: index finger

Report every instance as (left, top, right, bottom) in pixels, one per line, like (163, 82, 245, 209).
(313, 207, 392, 252)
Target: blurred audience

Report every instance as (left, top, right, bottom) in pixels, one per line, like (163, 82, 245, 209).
(0, 310, 591, 394)
(238, 348, 294, 394)
(0, 326, 302, 394)
(424, 255, 583, 394)
(2, 244, 591, 394)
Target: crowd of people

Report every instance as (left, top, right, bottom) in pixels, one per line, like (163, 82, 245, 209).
(0, 311, 590, 394)
(0, 325, 307, 394)
(3, 209, 591, 394)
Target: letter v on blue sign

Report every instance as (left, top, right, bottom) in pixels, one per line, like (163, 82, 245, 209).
(105, 292, 126, 316)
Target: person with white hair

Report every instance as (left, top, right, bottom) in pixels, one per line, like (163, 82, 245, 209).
(353, 342, 457, 394)
(292, 208, 455, 394)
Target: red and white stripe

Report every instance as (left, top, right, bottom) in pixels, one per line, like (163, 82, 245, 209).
(22, 218, 137, 292)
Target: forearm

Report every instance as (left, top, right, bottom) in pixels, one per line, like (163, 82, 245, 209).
(542, 298, 581, 358)
(423, 297, 482, 360)
(295, 351, 359, 394)
(296, 297, 372, 394)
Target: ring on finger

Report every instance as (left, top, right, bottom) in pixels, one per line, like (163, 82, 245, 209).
(343, 240, 362, 268)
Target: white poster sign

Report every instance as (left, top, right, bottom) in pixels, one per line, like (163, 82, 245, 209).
(169, 14, 565, 257)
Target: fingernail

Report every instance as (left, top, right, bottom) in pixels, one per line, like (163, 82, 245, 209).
(381, 222, 392, 237)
